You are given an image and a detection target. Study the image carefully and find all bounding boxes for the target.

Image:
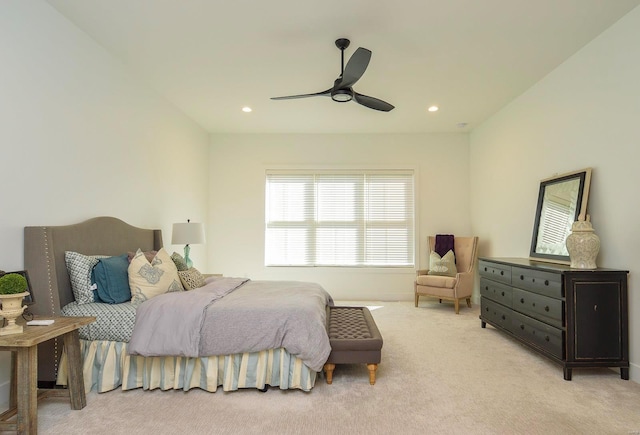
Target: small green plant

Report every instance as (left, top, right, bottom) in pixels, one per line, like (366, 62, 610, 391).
(0, 273, 28, 295)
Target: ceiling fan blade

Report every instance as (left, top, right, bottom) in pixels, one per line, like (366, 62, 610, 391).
(271, 89, 331, 100)
(335, 47, 371, 89)
(353, 92, 395, 112)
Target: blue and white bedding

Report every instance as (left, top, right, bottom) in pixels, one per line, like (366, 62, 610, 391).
(61, 301, 136, 342)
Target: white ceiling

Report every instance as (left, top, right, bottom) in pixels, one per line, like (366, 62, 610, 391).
(46, 0, 639, 134)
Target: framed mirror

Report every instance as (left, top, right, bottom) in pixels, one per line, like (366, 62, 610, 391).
(530, 168, 592, 263)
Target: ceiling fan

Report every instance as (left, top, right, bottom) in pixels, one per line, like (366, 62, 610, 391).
(271, 38, 394, 112)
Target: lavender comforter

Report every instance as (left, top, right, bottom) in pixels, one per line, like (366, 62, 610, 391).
(128, 277, 333, 372)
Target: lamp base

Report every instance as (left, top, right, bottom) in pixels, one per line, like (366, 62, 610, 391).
(184, 245, 193, 268)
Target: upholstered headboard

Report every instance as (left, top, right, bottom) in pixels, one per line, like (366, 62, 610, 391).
(23, 216, 163, 385)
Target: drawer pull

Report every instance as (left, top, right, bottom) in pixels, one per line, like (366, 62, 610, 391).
(501, 291, 505, 296)
(501, 315, 506, 320)
(544, 280, 549, 286)
(520, 324, 524, 330)
(545, 336, 550, 342)
(500, 271, 504, 276)
(484, 267, 488, 272)
(520, 298, 525, 304)
(594, 304, 598, 312)
(532, 302, 536, 307)
(485, 286, 489, 290)
(545, 306, 550, 312)
(520, 275, 524, 280)
(532, 278, 535, 283)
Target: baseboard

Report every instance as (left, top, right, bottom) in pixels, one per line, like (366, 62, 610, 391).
(629, 361, 640, 384)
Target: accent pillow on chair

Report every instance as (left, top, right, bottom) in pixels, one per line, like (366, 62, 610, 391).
(427, 249, 457, 277)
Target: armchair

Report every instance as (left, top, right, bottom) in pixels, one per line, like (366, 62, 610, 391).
(414, 236, 479, 314)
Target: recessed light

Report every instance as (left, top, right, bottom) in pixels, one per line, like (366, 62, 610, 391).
(428, 105, 439, 112)
(242, 107, 252, 113)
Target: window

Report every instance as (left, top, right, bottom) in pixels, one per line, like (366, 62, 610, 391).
(265, 170, 415, 267)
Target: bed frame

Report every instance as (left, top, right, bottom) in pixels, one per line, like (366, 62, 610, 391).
(24, 216, 162, 386)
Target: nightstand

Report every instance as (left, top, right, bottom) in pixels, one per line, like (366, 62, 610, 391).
(0, 316, 95, 434)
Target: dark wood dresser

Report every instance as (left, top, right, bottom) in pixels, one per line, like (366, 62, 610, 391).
(479, 257, 629, 380)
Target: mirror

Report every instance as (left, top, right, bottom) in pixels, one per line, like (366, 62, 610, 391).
(530, 168, 592, 263)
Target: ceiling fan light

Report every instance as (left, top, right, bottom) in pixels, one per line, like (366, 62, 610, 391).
(331, 88, 353, 102)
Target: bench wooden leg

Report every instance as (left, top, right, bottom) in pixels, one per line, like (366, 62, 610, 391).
(367, 364, 378, 385)
(324, 363, 335, 384)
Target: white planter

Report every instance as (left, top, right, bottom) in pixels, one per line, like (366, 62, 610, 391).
(0, 291, 29, 336)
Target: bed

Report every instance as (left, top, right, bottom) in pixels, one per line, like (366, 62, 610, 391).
(24, 216, 333, 393)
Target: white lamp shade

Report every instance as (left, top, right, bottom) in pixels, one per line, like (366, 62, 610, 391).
(171, 222, 206, 245)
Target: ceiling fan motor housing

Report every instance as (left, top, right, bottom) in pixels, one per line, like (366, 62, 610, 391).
(332, 87, 353, 102)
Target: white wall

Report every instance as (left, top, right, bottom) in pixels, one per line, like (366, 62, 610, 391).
(209, 133, 471, 301)
(469, 7, 640, 382)
(0, 2, 210, 409)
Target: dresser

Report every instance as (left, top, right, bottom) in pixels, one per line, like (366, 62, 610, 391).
(479, 257, 629, 380)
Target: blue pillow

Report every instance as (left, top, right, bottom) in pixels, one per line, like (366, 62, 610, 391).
(91, 254, 131, 304)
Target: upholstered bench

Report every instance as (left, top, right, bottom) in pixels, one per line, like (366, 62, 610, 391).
(323, 306, 383, 385)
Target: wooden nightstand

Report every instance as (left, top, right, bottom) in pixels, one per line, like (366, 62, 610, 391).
(0, 316, 95, 434)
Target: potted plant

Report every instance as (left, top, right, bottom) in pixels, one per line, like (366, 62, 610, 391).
(0, 272, 30, 336)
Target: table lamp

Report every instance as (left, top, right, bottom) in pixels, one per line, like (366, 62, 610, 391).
(171, 219, 206, 268)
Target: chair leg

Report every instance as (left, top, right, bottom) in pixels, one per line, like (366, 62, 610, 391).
(439, 299, 442, 303)
(414, 293, 419, 307)
(466, 298, 472, 308)
(454, 299, 460, 314)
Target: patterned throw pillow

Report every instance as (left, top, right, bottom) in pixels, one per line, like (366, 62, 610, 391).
(128, 248, 183, 306)
(178, 267, 206, 290)
(171, 252, 189, 271)
(427, 249, 458, 277)
(65, 251, 108, 304)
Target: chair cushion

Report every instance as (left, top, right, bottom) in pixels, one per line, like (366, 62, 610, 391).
(416, 274, 457, 288)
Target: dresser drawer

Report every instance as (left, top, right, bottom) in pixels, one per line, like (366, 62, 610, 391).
(511, 310, 564, 360)
(512, 266, 562, 298)
(512, 288, 563, 328)
(479, 260, 511, 285)
(481, 297, 514, 333)
(480, 277, 512, 306)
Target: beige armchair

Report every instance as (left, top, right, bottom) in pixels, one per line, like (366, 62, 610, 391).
(414, 236, 479, 314)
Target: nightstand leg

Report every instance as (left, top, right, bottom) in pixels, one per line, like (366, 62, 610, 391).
(16, 346, 37, 434)
(63, 329, 87, 410)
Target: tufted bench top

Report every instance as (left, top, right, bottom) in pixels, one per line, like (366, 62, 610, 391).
(327, 307, 383, 352)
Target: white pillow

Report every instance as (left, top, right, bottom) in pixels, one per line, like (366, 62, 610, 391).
(427, 250, 457, 277)
(129, 248, 183, 306)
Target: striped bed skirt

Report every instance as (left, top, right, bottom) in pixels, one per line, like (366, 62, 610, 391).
(57, 339, 317, 393)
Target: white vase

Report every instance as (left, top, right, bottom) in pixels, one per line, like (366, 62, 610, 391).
(0, 291, 29, 336)
(566, 219, 600, 269)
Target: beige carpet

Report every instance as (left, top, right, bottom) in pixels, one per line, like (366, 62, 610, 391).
(33, 301, 640, 434)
